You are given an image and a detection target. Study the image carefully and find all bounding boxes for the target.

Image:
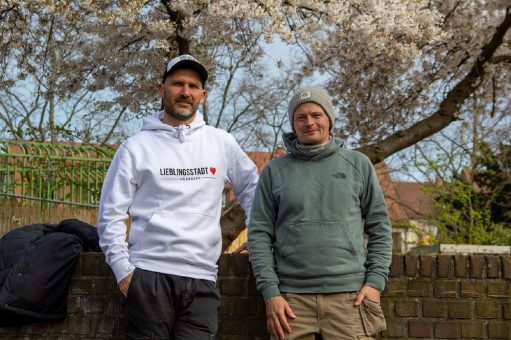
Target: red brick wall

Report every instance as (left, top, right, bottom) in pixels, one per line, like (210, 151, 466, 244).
(1, 253, 510, 339)
(385, 254, 511, 339)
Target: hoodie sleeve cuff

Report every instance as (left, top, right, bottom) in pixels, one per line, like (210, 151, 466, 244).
(364, 273, 387, 291)
(261, 284, 281, 302)
(111, 259, 136, 283)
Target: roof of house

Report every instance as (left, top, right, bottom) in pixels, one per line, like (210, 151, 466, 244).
(375, 163, 437, 221)
(391, 181, 438, 219)
(245, 147, 286, 173)
(374, 162, 410, 221)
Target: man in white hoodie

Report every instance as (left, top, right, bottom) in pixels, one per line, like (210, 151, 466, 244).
(97, 54, 258, 339)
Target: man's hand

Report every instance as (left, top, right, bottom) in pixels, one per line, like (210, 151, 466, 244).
(118, 271, 134, 298)
(266, 295, 296, 340)
(231, 241, 247, 254)
(354, 285, 381, 306)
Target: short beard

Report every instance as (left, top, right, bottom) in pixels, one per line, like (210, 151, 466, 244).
(166, 108, 195, 121)
(162, 90, 198, 122)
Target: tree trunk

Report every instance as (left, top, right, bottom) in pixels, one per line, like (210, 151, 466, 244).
(49, 93, 56, 143)
(220, 203, 247, 252)
(161, 0, 191, 55)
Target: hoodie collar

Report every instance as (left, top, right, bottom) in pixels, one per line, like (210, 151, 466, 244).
(141, 110, 206, 142)
(283, 132, 344, 161)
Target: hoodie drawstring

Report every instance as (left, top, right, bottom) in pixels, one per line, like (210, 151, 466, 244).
(176, 125, 190, 142)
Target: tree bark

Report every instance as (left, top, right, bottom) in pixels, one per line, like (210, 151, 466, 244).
(220, 202, 247, 252)
(357, 7, 511, 163)
(161, 0, 191, 55)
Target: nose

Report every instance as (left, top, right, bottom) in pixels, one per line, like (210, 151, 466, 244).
(304, 115, 314, 125)
(180, 84, 191, 96)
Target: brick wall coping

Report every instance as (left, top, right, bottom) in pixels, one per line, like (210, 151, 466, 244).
(412, 244, 511, 255)
(440, 244, 511, 254)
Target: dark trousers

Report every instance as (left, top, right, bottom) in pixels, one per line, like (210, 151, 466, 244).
(125, 268, 220, 340)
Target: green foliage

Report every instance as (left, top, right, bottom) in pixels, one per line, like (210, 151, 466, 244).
(472, 143, 511, 225)
(424, 143, 511, 245)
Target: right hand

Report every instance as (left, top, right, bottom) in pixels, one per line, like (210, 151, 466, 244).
(118, 271, 134, 297)
(265, 295, 296, 340)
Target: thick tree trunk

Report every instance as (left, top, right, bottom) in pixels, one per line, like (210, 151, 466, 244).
(161, 0, 191, 55)
(220, 202, 247, 252)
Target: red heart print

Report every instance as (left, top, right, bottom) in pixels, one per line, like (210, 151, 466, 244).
(210, 167, 216, 175)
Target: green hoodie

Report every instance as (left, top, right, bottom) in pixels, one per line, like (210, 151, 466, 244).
(248, 133, 392, 302)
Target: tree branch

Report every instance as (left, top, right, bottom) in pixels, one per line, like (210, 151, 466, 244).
(119, 35, 146, 51)
(357, 7, 511, 164)
(0, 5, 16, 20)
(62, 91, 90, 127)
(442, 0, 462, 26)
(490, 55, 511, 64)
(100, 105, 128, 145)
(161, 0, 191, 54)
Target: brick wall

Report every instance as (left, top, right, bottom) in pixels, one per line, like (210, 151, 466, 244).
(385, 254, 511, 339)
(1, 253, 510, 339)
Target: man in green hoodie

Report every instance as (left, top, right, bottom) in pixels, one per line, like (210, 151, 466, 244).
(248, 86, 392, 340)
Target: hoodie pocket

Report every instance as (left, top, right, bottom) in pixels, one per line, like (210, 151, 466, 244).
(141, 211, 220, 265)
(276, 220, 358, 276)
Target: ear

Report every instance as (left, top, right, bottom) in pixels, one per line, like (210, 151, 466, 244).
(199, 89, 207, 104)
(158, 83, 164, 98)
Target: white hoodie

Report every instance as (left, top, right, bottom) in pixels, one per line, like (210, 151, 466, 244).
(97, 111, 258, 283)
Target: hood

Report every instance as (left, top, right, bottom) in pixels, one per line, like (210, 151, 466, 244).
(282, 132, 345, 161)
(141, 110, 206, 142)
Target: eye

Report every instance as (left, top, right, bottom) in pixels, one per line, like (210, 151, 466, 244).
(170, 80, 184, 87)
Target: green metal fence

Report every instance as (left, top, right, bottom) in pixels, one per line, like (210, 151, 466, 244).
(0, 140, 115, 208)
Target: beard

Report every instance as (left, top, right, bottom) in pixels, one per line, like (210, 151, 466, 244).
(167, 107, 195, 121)
(163, 93, 199, 122)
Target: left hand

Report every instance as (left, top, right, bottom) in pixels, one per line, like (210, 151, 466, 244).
(354, 285, 381, 306)
(231, 241, 248, 254)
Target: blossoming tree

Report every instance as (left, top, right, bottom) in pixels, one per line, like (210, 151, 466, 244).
(1, 0, 509, 243)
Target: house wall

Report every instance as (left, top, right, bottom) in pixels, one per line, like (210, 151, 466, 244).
(1, 253, 510, 339)
(393, 219, 438, 253)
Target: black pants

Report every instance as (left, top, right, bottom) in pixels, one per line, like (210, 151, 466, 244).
(125, 268, 220, 340)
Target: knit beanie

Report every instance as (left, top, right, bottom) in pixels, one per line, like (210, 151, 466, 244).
(288, 86, 335, 131)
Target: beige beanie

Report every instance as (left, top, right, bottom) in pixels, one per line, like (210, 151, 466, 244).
(288, 86, 334, 131)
